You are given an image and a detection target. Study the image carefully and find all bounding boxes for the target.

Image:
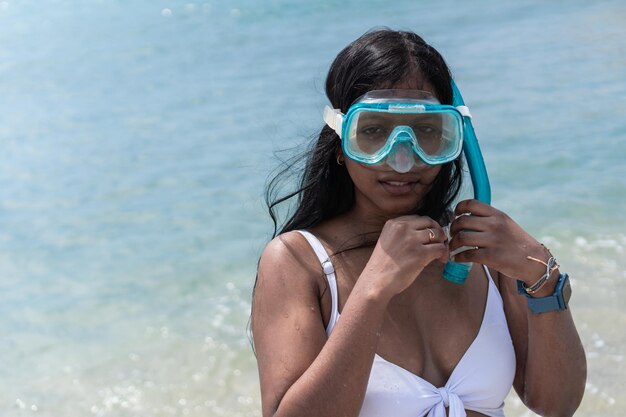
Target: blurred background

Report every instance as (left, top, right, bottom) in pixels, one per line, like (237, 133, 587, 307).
(1, 0, 625, 416)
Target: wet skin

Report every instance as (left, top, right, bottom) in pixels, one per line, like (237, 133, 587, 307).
(252, 78, 586, 417)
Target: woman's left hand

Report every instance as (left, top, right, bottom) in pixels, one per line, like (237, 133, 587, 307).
(448, 199, 551, 282)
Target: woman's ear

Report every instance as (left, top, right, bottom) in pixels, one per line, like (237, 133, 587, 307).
(336, 149, 345, 166)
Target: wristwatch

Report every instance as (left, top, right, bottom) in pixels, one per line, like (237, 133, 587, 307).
(517, 273, 571, 314)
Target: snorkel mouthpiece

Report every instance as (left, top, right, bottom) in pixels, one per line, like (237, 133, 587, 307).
(386, 142, 415, 173)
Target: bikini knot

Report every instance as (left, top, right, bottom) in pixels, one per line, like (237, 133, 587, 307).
(437, 387, 450, 407)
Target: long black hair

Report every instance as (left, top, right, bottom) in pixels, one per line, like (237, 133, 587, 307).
(266, 29, 462, 237)
(250, 30, 464, 350)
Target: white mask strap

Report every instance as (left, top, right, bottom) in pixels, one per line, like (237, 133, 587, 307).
(323, 106, 343, 137)
(456, 105, 471, 118)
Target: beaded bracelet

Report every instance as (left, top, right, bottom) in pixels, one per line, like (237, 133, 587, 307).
(520, 256, 560, 294)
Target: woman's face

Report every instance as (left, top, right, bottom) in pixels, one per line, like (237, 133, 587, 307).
(342, 78, 443, 218)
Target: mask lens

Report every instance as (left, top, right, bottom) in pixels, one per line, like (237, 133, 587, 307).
(411, 113, 444, 155)
(349, 112, 391, 155)
(347, 110, 462, 162)
(416, 112, 460, 157)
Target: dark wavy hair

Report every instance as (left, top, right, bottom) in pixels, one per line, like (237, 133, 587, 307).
(249, 29, 464, 351)
(266, 29, 462, 237)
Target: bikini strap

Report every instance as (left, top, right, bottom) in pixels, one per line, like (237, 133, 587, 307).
(296, 230, 340, 335)
(482, 264, 508, 326)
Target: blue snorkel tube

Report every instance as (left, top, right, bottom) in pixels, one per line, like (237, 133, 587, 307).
(442, 80, 491, 284)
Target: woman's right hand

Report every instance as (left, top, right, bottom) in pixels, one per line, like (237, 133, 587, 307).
(362, 215, 448, 298)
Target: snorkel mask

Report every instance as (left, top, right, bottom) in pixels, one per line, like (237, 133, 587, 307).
(323, 80, 491, 284)
(323, 89, 465, 173)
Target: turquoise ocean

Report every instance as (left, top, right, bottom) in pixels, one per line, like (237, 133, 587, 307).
(1, 0, 625, 415)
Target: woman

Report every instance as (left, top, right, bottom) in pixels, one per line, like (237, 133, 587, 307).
(251, 29, 586, 417)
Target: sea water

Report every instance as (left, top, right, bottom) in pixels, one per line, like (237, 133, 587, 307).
(0, 0, 625, 415)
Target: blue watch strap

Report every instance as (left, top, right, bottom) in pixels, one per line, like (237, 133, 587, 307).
(517, 273, 570, 314)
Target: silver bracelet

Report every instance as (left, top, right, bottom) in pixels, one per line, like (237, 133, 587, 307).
(520, 256, 559, 294)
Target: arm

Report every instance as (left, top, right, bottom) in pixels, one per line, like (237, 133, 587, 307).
(252, 232, 390, 417)
(449, 200, 586, 417)
(498, 268, 586, 417)
(252, 218, 448, 417)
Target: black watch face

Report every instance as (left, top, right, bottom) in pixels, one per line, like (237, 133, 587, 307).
(562, 276, 572, 305)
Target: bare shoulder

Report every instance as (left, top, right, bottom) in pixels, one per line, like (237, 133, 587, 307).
(257, 231, 324, 293)
(253, 230, 328, 338)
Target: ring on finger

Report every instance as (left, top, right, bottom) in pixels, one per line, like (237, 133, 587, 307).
(427, 228, 436, 242)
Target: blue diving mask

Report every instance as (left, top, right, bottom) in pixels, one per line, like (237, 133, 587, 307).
(323, 89, 468, 173)
(323, 80, 491, 285)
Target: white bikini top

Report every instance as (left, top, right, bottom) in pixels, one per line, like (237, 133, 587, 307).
(297, 230, 517, 417)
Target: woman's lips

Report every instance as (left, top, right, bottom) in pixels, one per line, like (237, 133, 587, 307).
(379, 180, 417, 195)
